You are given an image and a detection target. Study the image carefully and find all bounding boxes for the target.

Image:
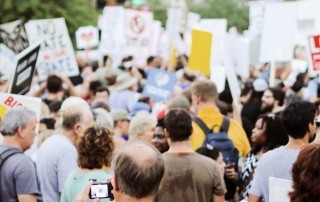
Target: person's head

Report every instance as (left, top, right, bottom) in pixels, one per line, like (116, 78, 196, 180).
(94, 108, 114, 131)
(261, 88, 285, 112)
(62, 106, 94, 144)
(152, 118, 169, 153)
(164, 109, 192, 142)
(281, 101, 316, 140)
(46, 75, 63, 93)
(111, 140, 165, 200)
(89, 80, 102, 99)
(196, 144, 225, 174)
(95, 86, 110, 100)
(0, 107, 37, 151)
(289, 144, 320, 202)
(111, 110, 130, 135)
(39, 117, 56, 134)
(147, 56, 156, 67)
(168, 95, 191, 111)
(129, 113, 157, 143)
(251, 114, 288, 154)
(77, 126, 114, 169)
(191, 79, 218, 109)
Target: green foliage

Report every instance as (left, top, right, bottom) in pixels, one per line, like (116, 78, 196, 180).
(0, 0, 99, 44)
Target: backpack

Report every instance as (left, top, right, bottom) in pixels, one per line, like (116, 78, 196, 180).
(193, 116, 239, 165)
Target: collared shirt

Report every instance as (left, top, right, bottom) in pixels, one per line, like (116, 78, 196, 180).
(190, 106, 251, 157)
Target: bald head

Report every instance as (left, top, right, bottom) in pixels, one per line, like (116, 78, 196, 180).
(111, 140, 165, 199)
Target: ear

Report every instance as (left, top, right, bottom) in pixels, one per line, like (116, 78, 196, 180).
(73, 123, 81, 135)
(164, 129, 170, 139)
(17, 126, 25, 138)
(112, 174, 120, 191)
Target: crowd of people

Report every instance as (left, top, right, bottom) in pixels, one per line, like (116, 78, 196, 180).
(1, 47, 320, 202)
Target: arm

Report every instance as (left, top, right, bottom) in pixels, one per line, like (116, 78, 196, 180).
(32, 81, 47, 97)
(248, 194, 262, 202)
(212, 194, 225, 202)
(61, 75, 79, 97)
(18, 194, 37, 202)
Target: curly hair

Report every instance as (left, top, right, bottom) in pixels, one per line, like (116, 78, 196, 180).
(77, 126, 114, 169)
(289, 144, 320, 202)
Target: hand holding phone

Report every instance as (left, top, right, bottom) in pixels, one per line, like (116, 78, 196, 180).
(89, 181, 114, 200)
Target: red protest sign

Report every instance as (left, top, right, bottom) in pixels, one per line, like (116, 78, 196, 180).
(308, 35, 320, 71)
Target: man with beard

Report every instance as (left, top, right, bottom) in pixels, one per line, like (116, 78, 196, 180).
(261, 87, 285, 116)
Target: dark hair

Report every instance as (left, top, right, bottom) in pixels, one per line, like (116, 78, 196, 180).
(251, 114, 288, 154)
(281, 101, 316, 139)
(48, 100, 62, 113)
(77, 126, 114, 169)
(96, 86, 110, 95)
(147, 56, 155, 65)
(268, 87, 285, 106)
(164, 109, 192, 142)
(89, 80, 102, 95)
(138, 96, 150, 104)
(47, 75, 63, 93)
(103, 55, 109, 66)
(40, 118, 56, 130)
(289, 144, 320, 201)
(91, 60, 99, 72)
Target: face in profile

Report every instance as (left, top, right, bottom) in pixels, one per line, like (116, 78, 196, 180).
(251, 118, 266, 146)
(152, 126, 169, 153)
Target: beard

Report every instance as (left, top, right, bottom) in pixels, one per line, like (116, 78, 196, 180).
(261, 103, 274, 114)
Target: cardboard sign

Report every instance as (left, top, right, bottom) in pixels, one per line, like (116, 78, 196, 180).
(0, 20, 29, 54)
(189, 29, 213, 77)
(125, 9, 154, 60)
(142, 69, 177, 102)
(76, 26, 99, 49)
(0, 44, 16, 80)
(269, 177, 292, 202)
(25, 18, 79, 80)
(260, 3, 297, 62)
(308, 35, 320, 71)
(8, 42, 41, 95)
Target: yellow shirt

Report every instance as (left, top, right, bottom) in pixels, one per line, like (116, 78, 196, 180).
(191, 106, 251, 157)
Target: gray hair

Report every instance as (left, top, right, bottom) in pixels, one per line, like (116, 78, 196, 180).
(94, 108, 114, 130)
(129, 113, 156, 140)
(0, 107, 36, 136)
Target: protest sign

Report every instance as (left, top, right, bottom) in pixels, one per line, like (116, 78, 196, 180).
(210, 66, 226, 93)
(269, 177, 292, 202)
(0, 20, 29, 54)
(0, 44, 16, 80)
(8, 41, 41, 95)
(308, 35, 320, 72)
(25, 18, 79, 80)
(259, 3, 297, 62)
(99, 6, 126, 68)
(150, 21, 163, 56)
(248, 2, 265, 37)
(189, 29, 213, 77)
(125, 9, 153, 60)
(75, 26, 99, 49)
(142, 68, 177, 102)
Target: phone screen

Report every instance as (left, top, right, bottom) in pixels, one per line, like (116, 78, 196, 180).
(89, 182, 113, 199)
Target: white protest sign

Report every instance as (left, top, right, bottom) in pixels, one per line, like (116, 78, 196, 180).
(75, 26, 99, 49)
(260, 2, 297, 62)
(248, 2, 265, 37)
(25, 18, 79, 80)
(187, 12, 201, 30)
(0, 20, 29, 54)
(210, 66, 226, 93)
(125, 9, 153, 60)
(150, 21, 163, 56)
(0, 44, 16, 80)
(99, 6, 126, 68)
(269, 177, 292, 202)
(9, 41, 41, 95)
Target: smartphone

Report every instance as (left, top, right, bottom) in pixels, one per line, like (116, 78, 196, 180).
(89, 181, 114, 199)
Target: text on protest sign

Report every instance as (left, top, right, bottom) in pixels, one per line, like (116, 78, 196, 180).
(8, 42, 41, 95)
(189, 29, 212, 77)
(25, 18, 79, 80)
(308, 35, 320, 72)
(142, 68, 177, 102)
(0, 20, 29, 54)
(76, 26, 99, 49)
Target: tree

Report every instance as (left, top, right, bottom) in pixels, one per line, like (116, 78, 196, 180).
(0, 0, 99, 44)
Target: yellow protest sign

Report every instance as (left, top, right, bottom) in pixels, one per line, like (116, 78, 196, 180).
(189, 29, 213, 77)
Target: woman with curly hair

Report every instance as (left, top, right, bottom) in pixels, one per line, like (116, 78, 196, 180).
(61, 126, 114, 202)
(241, 114, 288, 200)
(289, 144, 320, 202)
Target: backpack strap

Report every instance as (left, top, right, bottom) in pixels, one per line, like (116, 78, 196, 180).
(192, 116, 211, 135)
(220, 116, 230, 133)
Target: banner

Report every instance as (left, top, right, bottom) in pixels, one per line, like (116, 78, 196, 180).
(0, 44, 16, 80)
(308, 35, 320, 72)
(125, 9, 154, 60)
(142, 69, 177, 102)
(0, 20, 29, 54)
(189, 29, 213, 76)
(75, 26, 99, 49)
(259, 3, 297, 62)
(25, 18, 79, 80)
(8, 42, 41, 95)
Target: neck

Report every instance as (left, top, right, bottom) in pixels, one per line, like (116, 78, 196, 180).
(2, 136, 23, 151)
(167, 139, 194, 153)
(113, 127, 123, 136)
(312, 130, 320, 144)
(196, 102, 216, 112)
(272, 105, 285, 114)
(117, 194, 154, 202)
(62, 129, 76, 145)
(282, 135, 309, 150)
